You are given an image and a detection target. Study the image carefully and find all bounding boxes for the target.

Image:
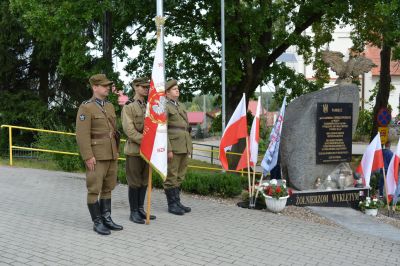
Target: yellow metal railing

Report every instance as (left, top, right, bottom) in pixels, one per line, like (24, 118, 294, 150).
(1, 124, 262, 176)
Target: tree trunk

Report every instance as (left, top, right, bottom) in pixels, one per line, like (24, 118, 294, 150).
(102, 11, 113, 74)
(370, 41, 391, 141)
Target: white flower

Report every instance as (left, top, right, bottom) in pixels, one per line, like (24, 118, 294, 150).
(261, 181, 269, 187)
(366, 197, 371, 201)
(270, 179, 278, 185)
(373, 198, 378, 202)
(365, 202, 369, 207)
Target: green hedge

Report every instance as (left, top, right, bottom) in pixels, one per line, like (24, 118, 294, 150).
(33, 131, 244, 198)
(118, 161, 243, 198)
(34, 131, 84, 172)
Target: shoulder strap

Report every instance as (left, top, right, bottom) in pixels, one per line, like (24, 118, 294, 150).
(94, 102, 118, 132)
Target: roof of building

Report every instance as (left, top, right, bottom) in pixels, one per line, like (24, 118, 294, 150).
(364, 45, 400, 76)
(248, 100, 267, 116)
(187, 112, 204, 124)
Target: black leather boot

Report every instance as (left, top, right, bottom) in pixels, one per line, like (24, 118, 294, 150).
(138, 186, 156, 220)
(128, 187, 145, 224)
(88, 202, 111, 235)
(165, 188, 185, 215)
(175, 187, 191, 213)
(99, 199, 123, 230)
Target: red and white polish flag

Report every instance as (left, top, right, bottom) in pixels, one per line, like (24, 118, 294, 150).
(355, 133, 384, 187)
(386, 138, 400, 200)
(219, 93, 248, 170)
(140, 34, 168, 179)
(236, 96, 261, 170)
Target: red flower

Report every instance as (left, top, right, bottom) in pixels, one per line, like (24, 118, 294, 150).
(288, 189, 293, 196)
(388, 195, 393, 203)
(276, 186, 281, 193)
(268, 190, 273, 196)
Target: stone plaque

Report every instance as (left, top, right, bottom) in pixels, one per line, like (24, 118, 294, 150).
(316, 103, 352, 164)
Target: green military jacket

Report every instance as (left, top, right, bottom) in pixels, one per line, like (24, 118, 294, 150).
(166, 98, 193, 154)
(121, 98, 146, 156)
(75, 98, 119, 161)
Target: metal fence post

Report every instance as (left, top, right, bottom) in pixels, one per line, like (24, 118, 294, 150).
(9, 127, 13, 166)
(211, 146, 214, 164)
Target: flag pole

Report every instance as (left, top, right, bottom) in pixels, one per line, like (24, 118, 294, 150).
(144, 0, 164, 225)
(221, 0, 226, 132)
(245, 137, 252, 207)
(382, 167, 391, 215)
(146, 167, 153, 224)
(254, 172, 265, 201)
(381, 144, 391, 215)
(251, 166, 256, 208)
(156, 0, 165, 67)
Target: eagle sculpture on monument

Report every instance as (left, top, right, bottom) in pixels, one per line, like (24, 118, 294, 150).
(321, 50, 376, 84)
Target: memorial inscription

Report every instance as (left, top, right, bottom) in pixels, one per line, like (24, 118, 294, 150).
(316, 103, 352, 164)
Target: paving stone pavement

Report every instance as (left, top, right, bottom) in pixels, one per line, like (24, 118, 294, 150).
(1, 166, 400, 266)
(309, 207, 400, 242)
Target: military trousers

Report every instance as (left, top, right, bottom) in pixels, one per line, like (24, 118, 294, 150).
(86, 159, 118, 204)
(164, 153, 188, 189)
(126, 155, 149, 188)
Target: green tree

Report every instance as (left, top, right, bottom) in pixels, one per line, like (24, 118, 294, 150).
(0, 0, 31, 92)
(8, 0, 129, 128)
(188, 103, 201, 111)
(125, 0, 359, 117)
(349, 0, 400, 140)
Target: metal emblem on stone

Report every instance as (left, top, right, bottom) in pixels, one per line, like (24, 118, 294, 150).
(321, 50, 376, 84)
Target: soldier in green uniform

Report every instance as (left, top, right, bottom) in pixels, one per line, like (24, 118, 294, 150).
(76, 74, 123, 235)
(122, 77, 156, 224)
(164, 79, 193, 215)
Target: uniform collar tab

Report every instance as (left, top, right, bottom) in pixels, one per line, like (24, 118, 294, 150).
(95, 98, 106, 107)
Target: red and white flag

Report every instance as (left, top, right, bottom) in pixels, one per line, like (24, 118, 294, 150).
(386, 138, 400, 200)
(236, 97, 261, 170)
(140, 35, 168, 179)
(355, 133, 384, 187)
(220, 93, 248, 170)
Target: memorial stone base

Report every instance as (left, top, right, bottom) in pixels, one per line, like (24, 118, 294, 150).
(287, 187, 370, 209)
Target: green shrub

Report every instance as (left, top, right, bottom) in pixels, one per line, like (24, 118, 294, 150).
(181, 171, 242, 197)
(212, 173, 243, 197)
(117, 161, 127, 184)
(32, 131, 245, 198)
(34, 131, 84, 172)
(117, 160, 165, 188)
(370, 172, 379, 195)
(152, 170, 164, 188)
(354, 109, 373, 141)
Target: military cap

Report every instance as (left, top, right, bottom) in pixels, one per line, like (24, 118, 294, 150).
(89, 74, 113, 86)
(130, 77, 150, 88)
(165, 79, 178, 91)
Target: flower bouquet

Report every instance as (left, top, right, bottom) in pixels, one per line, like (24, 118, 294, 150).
(258, 179, 292, 213)
(358, 196, 383, 216)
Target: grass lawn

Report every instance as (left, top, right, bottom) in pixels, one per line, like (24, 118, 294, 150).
(0, 157, 63, 171)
